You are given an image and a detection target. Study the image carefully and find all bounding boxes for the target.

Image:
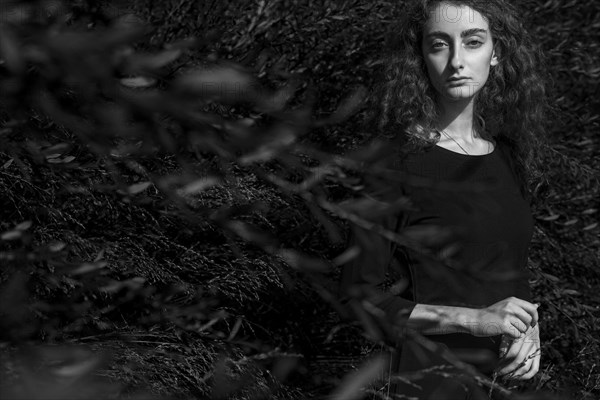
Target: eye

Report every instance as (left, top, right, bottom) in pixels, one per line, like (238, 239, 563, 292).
(432, 40, 448, 49)
(466, 39, 483, 48)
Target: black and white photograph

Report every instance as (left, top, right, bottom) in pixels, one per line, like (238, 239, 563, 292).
(0, 1, 598, 399)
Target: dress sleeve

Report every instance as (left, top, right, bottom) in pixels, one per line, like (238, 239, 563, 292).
(496, 139, 535, 303)
(339, 201, 417, 327)
(515, 270, 533, 302)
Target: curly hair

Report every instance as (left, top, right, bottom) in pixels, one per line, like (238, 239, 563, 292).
(371, 0, 550, 200)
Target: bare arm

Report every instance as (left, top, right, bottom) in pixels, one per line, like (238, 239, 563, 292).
(405, 297, 539, 339)
(406, 304, 475, 335)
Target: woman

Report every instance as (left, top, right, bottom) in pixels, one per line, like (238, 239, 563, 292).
(340, 0, 549, 398)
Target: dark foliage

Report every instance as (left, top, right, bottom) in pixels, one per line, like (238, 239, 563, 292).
(0, 0, 598, 399)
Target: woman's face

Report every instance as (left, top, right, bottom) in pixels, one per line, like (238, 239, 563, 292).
(421, 2, 498, 103)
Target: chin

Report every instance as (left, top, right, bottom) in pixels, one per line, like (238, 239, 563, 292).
(440, 92, 474, 102)
(439, 85, 481, 102)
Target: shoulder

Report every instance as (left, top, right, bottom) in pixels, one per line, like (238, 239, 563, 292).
(493, 137, 532, 202)
(493, 135, 517, 156)
(493, 137, 518, 171)
(392, 139, 438, 169)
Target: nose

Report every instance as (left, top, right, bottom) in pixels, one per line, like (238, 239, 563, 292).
(450, 44, 464, 70)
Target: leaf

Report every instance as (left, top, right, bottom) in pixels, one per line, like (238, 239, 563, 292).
(257, 81, 300, 112)
(179, 177, 220, 195)
(124, 49, 182, 73)
(344, 138, 392, 164)
(321, 85, 367, 125)
(227, 318, 243, 341)
(339, 197, 391, 217)
(329, 355, 388, 400)
(402, 225, 455, 247)
(541, 272, 560, 282)
(2, 158, 13, 169)
(561, 289, 581, 296)
(333, 246, 361, 266)
(583, 223, 598, 231)
(537, 214, 560, 221)
(1, 230, 21, 241)
(15, 221, 32, 231)
(127, 181, 152, 194)
(100, 277, 145, 293)
(238, 125, 296, 164)
(62, 156, 76, 163)
(562, 218, 578, 226)
(277, 249, 330, 272)
(173, 65, 255, 104)
(42, 143, 71, 155)
(53, 355, 102, 378)
(70, 261, 107, 275)
(120, 76, 157, 88)
(582, 208, 597, 215)
(236, 117, 255, 127)
(94, 249, 106, 262)
(48, 23, 145, 55)
(225, 221, 272, 245)
(48, 242, 66, 252)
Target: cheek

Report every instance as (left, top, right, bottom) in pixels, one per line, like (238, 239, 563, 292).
(479, 61, 493, 82)
(470, 54, 493, 83)
(426, 55, 442, 72)
(480, 50, 495, 73)
(424, 56, 444, 81)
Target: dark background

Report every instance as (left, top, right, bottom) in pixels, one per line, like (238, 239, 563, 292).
(0, 0, 598, 399)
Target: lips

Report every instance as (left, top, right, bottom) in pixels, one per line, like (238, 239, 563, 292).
(446, 77, 471, 87)
(447, 76, 470, 82)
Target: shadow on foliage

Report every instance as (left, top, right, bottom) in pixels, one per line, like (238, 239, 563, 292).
(0, 1, 587, 399)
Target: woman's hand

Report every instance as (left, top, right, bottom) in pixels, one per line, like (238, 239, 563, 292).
(406, 297, 539, 337)
(496, 324, 541, 380)
(470, 297, 539, 339)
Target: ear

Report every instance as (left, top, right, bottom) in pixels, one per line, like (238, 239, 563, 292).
(490, 48, 499, 66)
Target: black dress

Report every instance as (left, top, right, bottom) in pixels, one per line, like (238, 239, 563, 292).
(340, 139, 534, 399)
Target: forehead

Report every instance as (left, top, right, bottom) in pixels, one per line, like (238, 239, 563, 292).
(423, 2, 490, 33)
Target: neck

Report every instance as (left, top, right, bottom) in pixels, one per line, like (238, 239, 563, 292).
(436, 97, 477, 143)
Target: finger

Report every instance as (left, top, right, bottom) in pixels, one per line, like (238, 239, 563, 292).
(497, 342, 530, 375)
(498, 356, 528, 377)
(508, 319, 528, 338)
(496, 360, 517, 377)
(501, 341, 539, 377)
(510, 305, 534, 330)
(497, 357, 521, 376)
(508, 357, 533, 380)
(530, 303, 540, 327)
(510, 298, 540, 327)
(502, 338, 527, 361)
(518, 359, 540, 381)
(519, 354, 540, 380)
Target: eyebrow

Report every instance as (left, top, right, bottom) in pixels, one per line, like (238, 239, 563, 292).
(426, 28, 488, 39)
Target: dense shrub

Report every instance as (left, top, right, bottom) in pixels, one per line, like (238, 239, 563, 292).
(0, 0, 598, 399)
